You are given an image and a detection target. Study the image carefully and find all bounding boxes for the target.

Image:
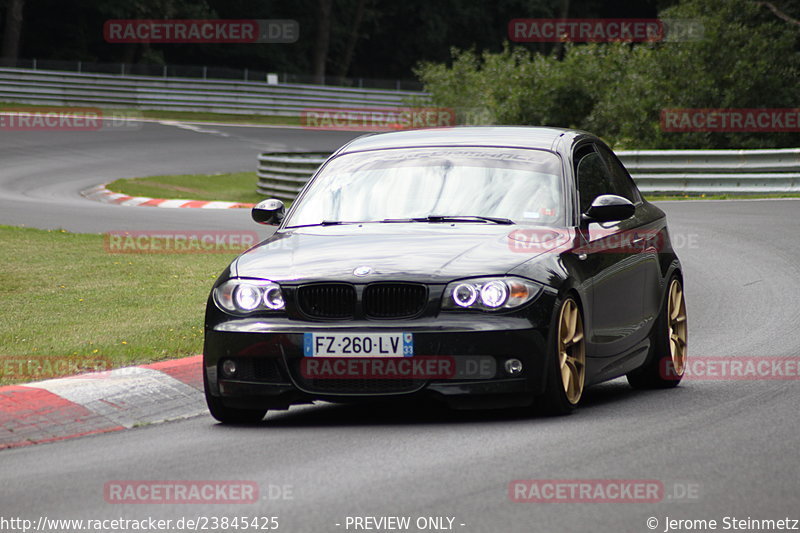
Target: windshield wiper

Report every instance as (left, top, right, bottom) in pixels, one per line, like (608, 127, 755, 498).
(381, 215, 514, 225)
(289, 216, 515, 228)
(285, 220, 365, 228)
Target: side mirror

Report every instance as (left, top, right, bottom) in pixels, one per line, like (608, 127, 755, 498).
(582, 194, 635, 223)
(252, 199, 285, 225)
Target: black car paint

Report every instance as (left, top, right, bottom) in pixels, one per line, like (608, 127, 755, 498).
(203, 127, 682, 410)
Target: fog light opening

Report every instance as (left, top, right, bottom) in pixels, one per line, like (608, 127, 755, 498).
(504, 358, 523, 376)
(221, 359, 238, 377)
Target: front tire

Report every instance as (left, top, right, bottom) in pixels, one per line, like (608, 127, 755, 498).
(204, 365, 267, 424)
(627, 276, 688, 389)
(538, 296, 586, 415)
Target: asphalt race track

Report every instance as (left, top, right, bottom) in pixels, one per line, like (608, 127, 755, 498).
(0, 120, 360, 232)
(2, 121, 799, 532)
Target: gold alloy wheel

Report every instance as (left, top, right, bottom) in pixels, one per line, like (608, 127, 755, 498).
(667, 279, 688, 376)
(558, 298, 586, 404)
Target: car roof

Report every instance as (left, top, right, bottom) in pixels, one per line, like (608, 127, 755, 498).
(335, 126, 592, 155)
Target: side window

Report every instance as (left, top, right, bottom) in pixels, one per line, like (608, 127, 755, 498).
(574, 146, 610, 213)
(596, 144, 641, 203)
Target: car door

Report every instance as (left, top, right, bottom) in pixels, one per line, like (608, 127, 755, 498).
(574, 143, 649, 357)
(594, 142, 664, 325)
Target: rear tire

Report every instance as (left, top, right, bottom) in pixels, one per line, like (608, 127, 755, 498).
(204, 365, 267, 424)
(537, 296, 586, 415)
(627, 276, 687, 389)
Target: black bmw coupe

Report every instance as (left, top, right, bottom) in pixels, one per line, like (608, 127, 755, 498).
(203, 127, 687, 423)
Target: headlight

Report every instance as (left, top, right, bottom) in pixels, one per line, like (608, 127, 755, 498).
(234, 284, 262, 311)
(214, 279, 286, 314)
(480, 280, 508, 308)
(263, 283, 285, 310)
(442, 277, 541, 311)
(452, 283, 478, 307)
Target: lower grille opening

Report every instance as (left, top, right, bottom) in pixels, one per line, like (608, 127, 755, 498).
(290, 360, 425, 393)
(301, 378, 424, 394)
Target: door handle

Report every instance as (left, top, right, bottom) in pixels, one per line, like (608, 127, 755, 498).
(633, 231, 657, 249)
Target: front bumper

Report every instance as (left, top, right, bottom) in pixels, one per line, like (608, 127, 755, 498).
(204, 306, 554, 410)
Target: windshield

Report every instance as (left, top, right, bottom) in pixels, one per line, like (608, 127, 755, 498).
(285, 147, 564, 227)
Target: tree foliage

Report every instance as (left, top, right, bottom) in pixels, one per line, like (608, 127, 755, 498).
(0, 0, 662, 79)
(417, 0, 800, 148)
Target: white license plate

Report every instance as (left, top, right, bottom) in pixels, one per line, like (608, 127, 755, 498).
(303, 333, 413, 357)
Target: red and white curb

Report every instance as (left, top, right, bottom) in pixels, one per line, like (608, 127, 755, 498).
(0, 355, 206, 450)
(81, 184, 255, 209)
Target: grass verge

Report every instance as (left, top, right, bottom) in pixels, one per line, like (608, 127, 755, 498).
(0, 225, 234, 385)
(137, 109, 301, 126)
(106, 172, 264, 205)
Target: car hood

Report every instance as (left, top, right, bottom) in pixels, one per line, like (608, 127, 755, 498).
(232, 223, 565, 284)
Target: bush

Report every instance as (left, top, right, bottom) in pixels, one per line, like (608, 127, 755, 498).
(416, 0, 800, 149)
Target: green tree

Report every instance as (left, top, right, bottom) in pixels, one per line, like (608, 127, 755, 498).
(589, 0, 800, 148)
(417, 0, 800, 149)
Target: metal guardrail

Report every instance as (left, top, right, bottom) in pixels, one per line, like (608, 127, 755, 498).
(256, 148, 800, 200)
(0, 68, 429, 117)
(0, 58, 424, 91)
(256, 152, 330, 200)
(618, 148, 800, 194)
